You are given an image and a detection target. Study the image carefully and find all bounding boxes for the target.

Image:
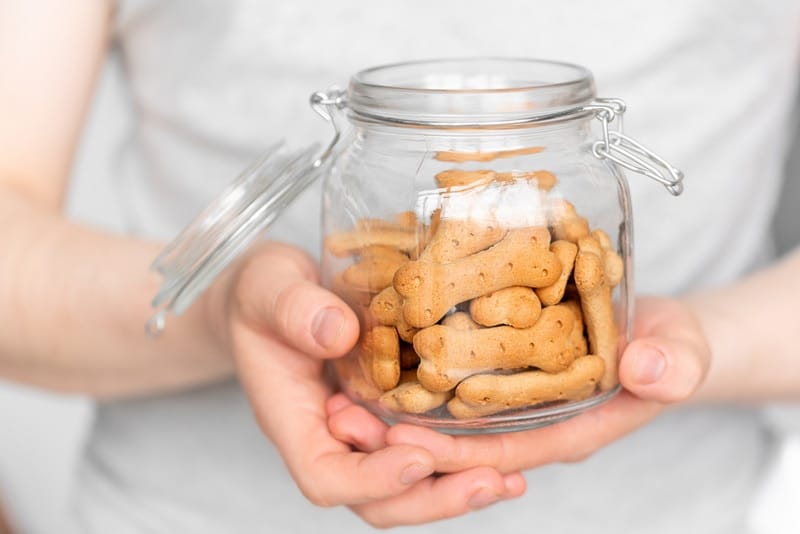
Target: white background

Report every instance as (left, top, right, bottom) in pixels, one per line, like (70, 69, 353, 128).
(0, 58, 799, 533)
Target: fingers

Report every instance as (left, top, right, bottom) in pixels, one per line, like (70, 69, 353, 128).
(619, 337, 707, 402)
(619, 297, 711, 403)
(236, 332, 437, 508)
(352, 467, 525, 528)
(291, 444, 438, 507)
(387, 392, 662, 472)
(326, 393, 389, 452)
(232, 242, 360, 358)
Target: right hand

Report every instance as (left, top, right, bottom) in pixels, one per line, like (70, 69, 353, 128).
(213, 242, 525, 528)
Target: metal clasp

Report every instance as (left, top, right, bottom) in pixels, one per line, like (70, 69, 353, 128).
(309, 88, 347, 163)
(585, 98, 684, 196)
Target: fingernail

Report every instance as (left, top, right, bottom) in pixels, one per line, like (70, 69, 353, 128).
(633, 347, 666, 385)
(312, 307, 344, 349)
(399, 463, 434, 485)
(468, 487, 501, 509)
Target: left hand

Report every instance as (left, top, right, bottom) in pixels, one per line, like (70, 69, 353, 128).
(327, 296, 710, 483)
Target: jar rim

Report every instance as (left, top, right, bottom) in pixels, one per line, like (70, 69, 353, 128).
(347, 57, 597, 128)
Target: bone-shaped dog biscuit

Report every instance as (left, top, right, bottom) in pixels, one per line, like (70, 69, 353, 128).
(419, 218, 507, 263)
(574, 236, 619, 391)
(447, 355, 605, 419)
(369, 286, 419, 343)
(434, 169, 557, 191)
(469, 286, 542, 328)
(325, 227, 417, 257)
(394, 227, 561, 328)
(536, 240, 579, 306)
(441, 311, 482, 330)
(550, 200, 590, 243)
(413, 304, 576, 392)
(342, 245, 409, 293)
(591, 229, 624, 288)
(379, 381, 454, 414)
(562, 300, 589, 358)
(434, 146, 545, 162)
(360, 326, 401, 391)
(332, 355, 383, 402)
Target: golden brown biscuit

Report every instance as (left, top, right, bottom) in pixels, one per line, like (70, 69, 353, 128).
(394, 227, 561, 328)
(469, 286, 542, 328)
(447, 355, 605, 418)
(574, 236, 620, 391)
(434, 146, 545, 162)
(413, 304, 576, 392)
(360, 326, 401, 391)
(535, 240, 579, 306)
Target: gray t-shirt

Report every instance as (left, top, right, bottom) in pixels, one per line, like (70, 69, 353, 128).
(72, 1, 800, 532)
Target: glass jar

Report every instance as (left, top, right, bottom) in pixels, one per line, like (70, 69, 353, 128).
(148, 58, 683, 433)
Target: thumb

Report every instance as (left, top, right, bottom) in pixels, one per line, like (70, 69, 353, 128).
(618, 297, 711, 403)
(232, 242, 360, 358)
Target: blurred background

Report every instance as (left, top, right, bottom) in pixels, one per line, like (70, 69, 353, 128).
(1, 55, 799, 534)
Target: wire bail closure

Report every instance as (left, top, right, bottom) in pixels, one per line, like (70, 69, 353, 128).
(309, 88, 347, 161)
(586, 98, 684, 196)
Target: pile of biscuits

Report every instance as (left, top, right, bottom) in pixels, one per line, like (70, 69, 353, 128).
(325, 152, 623, 420)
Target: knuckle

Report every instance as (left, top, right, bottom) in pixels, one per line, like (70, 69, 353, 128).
(561, 445, 596, 464)
(298, 482, 335, 508)
(556, 424, 596, 464)
(355, 509, 393, 530)
(669, 349, 706, 402)
(271, 281, 309, 334)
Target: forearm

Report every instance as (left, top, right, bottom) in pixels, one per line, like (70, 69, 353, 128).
(0, 186, 233, 398)
(687, 247, 800, 402)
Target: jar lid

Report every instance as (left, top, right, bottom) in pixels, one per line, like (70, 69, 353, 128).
(146, 141, 325, 335)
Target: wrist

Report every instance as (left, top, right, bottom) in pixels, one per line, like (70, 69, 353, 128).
(680, 292, 744, 403)
(200, 262, 238, 361)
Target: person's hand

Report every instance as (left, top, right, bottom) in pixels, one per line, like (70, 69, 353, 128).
(215, 242, 525, 528)
(328, 296, 710, 479)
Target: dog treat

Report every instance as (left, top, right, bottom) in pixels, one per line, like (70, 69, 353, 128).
(380, 380, 454, 414)
(369, 286, 419, 343)
(419, 218, 507, 263)
(341, 245, 408, 293)
(394, 227, 561, 328)
(332, 272, 374, 309)
(591, 229, 624, 287)
(333, 356, 384, 402)
(469, 286, 542, 328)
(441, 311, 481, 330)
(562, 300, 589, 358)
(550, 200, 590, 243)
(574, 235, 619, 391)
(507, 170, 556, 191)
(355, 211, 418, 232)
(325, 227, 417, 257)
(330, 157, 627, 421)
(413, 304, 576, 392)
(434, 169, 497, 189)
(434, 146, 544, 162)
(412, 207, 441, 257)
(447, 355, 605, 419)
(360, 326, 401, 391)
(397, 210, 418, 230)
(536, 240, 579, 306)
(434, 169, 557, 191)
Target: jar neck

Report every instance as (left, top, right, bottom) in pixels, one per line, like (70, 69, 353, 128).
(347, 58, 596, 129)
(348, 115, 594, 155)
